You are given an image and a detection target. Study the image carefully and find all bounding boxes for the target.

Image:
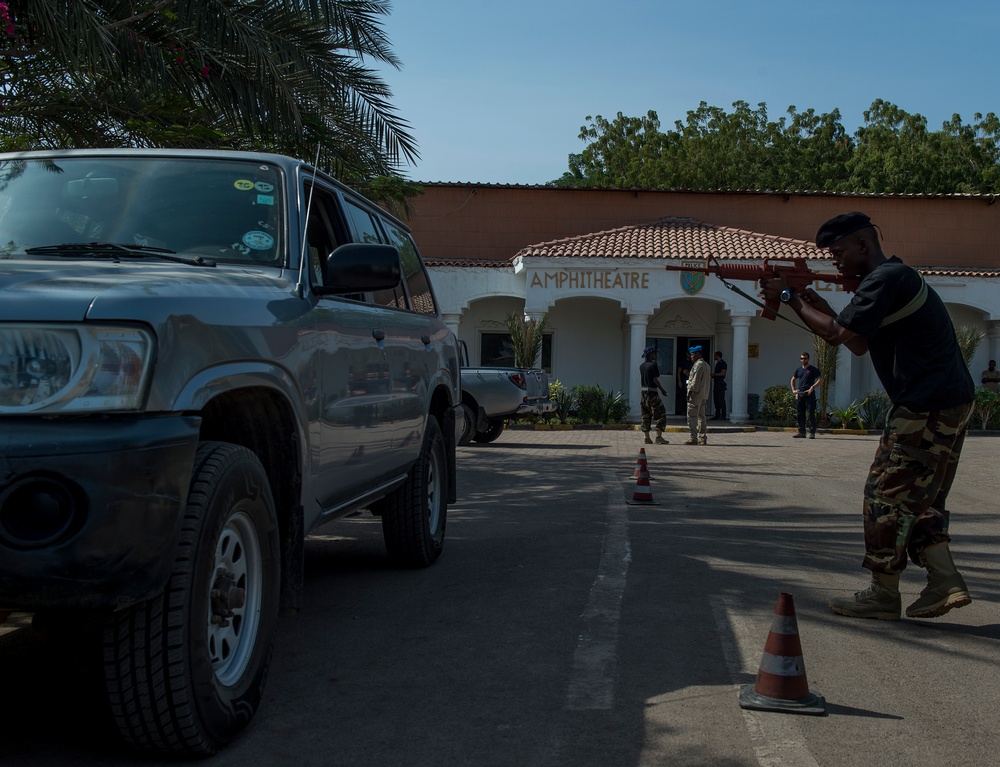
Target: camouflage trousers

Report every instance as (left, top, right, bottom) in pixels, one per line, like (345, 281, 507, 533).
(640, 391, 667, 433)
(862, 401, 973, 575)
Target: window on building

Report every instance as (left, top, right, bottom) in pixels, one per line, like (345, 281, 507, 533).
(480, 332, 552, 372)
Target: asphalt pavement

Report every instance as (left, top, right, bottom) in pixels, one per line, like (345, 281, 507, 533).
(1, 427, 997, 766)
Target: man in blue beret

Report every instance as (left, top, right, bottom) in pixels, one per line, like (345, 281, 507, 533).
(685, 346, 710, 445)
(761, 212, 975, 621)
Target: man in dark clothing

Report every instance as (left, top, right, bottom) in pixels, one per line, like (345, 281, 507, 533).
(711, 351, 728, 420)
(762, 212, 975, 622)
(790, 352, 822, 438)
(639, 346, 669, 444)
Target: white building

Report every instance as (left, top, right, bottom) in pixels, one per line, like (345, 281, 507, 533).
(429, 217, 1000, 423)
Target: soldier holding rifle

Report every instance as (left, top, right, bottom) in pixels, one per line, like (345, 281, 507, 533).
(760, 212, 975, 621)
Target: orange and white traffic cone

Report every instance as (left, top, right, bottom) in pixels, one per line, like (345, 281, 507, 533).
(626, 453, 657, 505)
(738, 592, 825, 715)
(629, 447, 648, 478)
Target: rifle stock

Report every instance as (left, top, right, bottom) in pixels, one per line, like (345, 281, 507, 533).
(664, 257, 859, 320)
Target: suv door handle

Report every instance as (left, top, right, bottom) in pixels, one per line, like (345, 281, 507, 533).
(421, 334, 431, 346)
(372, 329, 385, 341)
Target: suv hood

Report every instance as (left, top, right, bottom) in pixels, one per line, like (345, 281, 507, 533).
(0, 258, 294, 322)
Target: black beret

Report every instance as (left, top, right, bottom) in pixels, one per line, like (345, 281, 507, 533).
(815, 212, 874, 248)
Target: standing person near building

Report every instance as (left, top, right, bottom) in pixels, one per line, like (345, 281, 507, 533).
(639, 346, 669, 445)
(711, 351, 728, 420)
(790, 352, 822, 438)
(982, 360, 1000, 391)
(761, 211, 975, 621)
(685, 346, 710, 445)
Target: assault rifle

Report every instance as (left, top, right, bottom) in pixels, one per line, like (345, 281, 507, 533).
(664, 256, 860, 321)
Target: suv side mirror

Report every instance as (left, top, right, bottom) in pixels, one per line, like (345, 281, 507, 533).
(315, 243, 401, 296)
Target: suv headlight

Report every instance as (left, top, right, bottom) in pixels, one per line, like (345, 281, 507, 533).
(0, 324, 154, 413)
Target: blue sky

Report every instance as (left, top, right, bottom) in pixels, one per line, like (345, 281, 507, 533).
(376, 0, 998, 185)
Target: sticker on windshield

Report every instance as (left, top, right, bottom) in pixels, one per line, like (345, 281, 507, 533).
(257, 194, 274, 205)
(234, 179, 254, 191)
(242, 230, 274, 250)
(254, 181, 274, 193)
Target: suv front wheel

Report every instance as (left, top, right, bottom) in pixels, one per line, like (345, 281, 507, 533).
(103, 442, 280, 757)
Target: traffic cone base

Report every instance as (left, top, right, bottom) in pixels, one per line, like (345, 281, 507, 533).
(738, 592, 825, 716)
(738, 684, 826, 716)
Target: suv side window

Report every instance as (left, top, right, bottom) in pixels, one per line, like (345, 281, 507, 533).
(344, 199, 384, 245)
(343, 198, 408, 309)
(304, 184, 343, 286)
(384, 223, 437, 316)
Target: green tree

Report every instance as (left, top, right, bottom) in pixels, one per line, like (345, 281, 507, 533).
(554, 99, 1000, 195)
(554, 111, 670, 188)
(0, 0, 417, 184)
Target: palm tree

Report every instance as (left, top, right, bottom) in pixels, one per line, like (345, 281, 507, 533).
(812, 334, 839, 426)
(954, 324, 985, 367)
(0, 1, 417, 181)
(505, 312, 548, 369)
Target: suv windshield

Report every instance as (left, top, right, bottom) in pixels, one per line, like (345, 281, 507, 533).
(0, 156, 284, 266)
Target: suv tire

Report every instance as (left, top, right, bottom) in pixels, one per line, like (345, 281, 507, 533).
(378, 417, 446, 567)
(103, 442, 280, 757)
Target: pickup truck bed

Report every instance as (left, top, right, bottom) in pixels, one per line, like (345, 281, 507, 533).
(459, 366, 555, 444)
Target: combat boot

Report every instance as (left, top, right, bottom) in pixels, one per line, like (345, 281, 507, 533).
(828, 573, 901, 620)
(643, 432, 653, 445)
(654, 430, 669, 445)
(906, 543, 972, 618)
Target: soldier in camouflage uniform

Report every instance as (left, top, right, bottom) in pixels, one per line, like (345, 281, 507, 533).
(762, 212, 974, 621)
(639, 346, 669, 445)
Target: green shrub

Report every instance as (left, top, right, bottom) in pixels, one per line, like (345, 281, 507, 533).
(829, 401, 863, 429)
(973, 386, 1000, 430)
(857, 389, 891, 430)
(548, 379, 575, 424)
(571, 383, 630, 424)
(757, 385, 796, 426)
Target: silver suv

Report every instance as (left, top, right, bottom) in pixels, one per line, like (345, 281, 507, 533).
(0, 149, 462, 756)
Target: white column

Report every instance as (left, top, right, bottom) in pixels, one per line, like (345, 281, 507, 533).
(628, 313, 651, 422)
(988, 321, 1000, 367)
(716, 320, 734, 420)
(441, 313, 461, 339)
(730, 315, 752, 424)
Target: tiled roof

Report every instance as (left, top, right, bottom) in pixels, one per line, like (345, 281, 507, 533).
(424, 217, 1000, 278)
(514, 217, 823, 261)
(413, 181, 999, 200)
(917, 267, 1000, 278)
(424, 258, 512, 268)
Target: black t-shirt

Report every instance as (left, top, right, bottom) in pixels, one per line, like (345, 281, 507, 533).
(713, 359, 727, 388)
(792, 364, 821, 393)
(640, 360, 661, 389)
(835, 256, 974, 411)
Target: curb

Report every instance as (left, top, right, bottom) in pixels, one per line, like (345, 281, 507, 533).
(505, 423, 1000, 436)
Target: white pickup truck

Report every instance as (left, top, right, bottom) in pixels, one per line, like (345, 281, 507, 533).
(458, 341, 555, 444)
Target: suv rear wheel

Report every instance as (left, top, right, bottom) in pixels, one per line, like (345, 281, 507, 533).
(377, 417, 446, 567)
